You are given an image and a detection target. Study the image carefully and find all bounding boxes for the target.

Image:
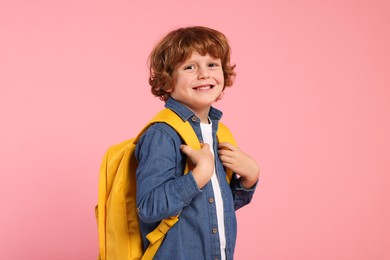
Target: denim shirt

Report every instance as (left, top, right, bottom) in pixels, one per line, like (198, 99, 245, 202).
(135, 97, 256, 260)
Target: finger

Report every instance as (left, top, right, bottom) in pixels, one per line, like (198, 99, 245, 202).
(221, 161, 235, 171)
(200, 143, 210, 150)
(218, 142, 236, 151)
(180, 144, 194, 156)
(218, 147, 236, 157)
(219, 154, 235, 165)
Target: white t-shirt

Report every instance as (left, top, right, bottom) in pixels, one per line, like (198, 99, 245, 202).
(200, 121, 226, 260)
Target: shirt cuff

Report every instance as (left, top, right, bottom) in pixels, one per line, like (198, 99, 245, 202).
(236, 177, 258, 191)
(174, 171, 202, 205)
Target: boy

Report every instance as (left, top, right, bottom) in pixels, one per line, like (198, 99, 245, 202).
(135, 26, 259, 260)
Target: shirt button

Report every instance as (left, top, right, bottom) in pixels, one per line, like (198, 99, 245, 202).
(212, 227, 218, 234)
(191, 116, 197, 122)
(208, 197, 214, 203)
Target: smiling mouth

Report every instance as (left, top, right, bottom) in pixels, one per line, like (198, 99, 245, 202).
(193, 85, 214, 90)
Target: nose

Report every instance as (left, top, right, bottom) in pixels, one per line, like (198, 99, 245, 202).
(198, 67, 209, 79)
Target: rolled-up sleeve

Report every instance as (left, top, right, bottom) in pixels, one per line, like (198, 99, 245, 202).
(230, 174, 258, 211)
(135, 124, 201, 223)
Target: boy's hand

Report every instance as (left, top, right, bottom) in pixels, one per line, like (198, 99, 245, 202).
(218, 142, 260, 189)
(180, 143, 214, 189)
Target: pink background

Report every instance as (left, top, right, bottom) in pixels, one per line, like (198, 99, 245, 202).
(1, 0, 389, 259)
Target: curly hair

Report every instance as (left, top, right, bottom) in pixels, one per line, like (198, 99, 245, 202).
(148, 26, 236, 101)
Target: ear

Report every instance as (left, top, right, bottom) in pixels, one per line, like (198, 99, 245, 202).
(166, 82, 175, 93)
(216, 91, 224, 102)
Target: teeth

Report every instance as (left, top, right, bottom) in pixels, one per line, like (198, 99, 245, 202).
(195, 85, 211, 90)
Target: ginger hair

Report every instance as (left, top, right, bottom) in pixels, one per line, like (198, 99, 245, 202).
(148, 26, 236, 101)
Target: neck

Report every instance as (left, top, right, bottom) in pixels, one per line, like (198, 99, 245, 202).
(197, 111, 210, 124)
(192, 107, 210, 124)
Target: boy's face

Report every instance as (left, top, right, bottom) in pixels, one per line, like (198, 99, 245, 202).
(169, 52, 224, 117)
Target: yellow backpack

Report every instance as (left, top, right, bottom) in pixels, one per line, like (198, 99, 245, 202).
(95, 108, 237, 260)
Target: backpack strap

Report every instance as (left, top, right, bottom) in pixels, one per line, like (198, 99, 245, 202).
(217, 122, 237, 146)
(135, 108, 201, 175)
(134, 108, 201, 150)
(136, 109, 200, 259)
(216, 122, 237, 183)
(138, 109, 237, 259)
(142, 216, 179, 259)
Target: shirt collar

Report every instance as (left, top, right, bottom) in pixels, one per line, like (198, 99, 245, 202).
(165, 97, 223, 122)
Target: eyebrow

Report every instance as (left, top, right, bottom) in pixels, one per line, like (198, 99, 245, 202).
(184, 57, 221, 64)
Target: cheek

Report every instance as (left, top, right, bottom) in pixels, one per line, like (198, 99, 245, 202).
(176, 73, 193, 85)
(218, 72, 225, 85)
(168, 72, 180, 92)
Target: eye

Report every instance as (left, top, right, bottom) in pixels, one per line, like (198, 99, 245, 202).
(208, 62, 220, 68)
(184, 64, 196, 70)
